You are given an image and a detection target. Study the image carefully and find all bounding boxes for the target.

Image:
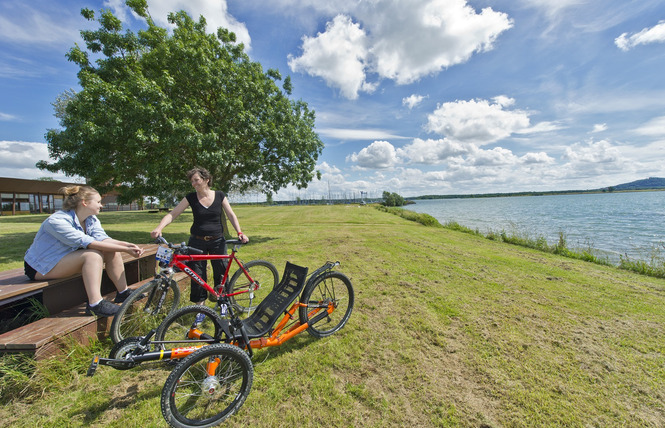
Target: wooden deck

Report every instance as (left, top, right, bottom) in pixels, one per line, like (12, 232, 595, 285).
(0, 244, 188, 359)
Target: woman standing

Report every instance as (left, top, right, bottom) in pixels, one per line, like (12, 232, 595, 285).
(151, 167, 249, 304)
(24, 185, 145, 317)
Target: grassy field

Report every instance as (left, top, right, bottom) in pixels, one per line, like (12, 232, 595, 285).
(1, 205, 664, 427)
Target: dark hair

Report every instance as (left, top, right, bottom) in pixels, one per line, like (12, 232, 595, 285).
(61, 185, 99, 210)
(186, 167, 212, 186)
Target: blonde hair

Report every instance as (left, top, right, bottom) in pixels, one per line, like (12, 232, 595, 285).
(61, 185, 99, 210)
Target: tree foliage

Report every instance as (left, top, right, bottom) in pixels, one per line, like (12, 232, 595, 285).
(382, 191, 405, 207)
(40, 0, 323, 203)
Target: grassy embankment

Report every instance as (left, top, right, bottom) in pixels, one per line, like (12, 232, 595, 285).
(0, 205, 664, 427)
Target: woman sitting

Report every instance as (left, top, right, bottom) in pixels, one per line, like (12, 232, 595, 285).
(24, 185, 145, 317)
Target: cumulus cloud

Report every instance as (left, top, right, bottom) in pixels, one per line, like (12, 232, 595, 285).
(366, 0, 513, 85)
(288, 0, 512, 99)
(402, 94, 428, 109)
(520, 152, 555, 164)
(0, 141, 80, 181)
(346, 140, 400, 169)
(107, 0, 252, 48)
(467, 147, 519, 166)
(562, 140, 621, 164)
(317, 161, 342, 174)
(615, 20, 665, 51)
(426, 96, 531, 144)
(288, 15, 375, 100)
(398, 138, 472, 164)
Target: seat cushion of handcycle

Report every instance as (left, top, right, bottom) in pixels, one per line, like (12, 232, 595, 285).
(237, 261, 308, 339)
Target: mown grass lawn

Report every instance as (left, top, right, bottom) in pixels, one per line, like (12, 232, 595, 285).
(1, 205, 664, 427)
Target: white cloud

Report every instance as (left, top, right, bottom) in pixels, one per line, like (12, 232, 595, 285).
(633, 115, 665, 137)
(615, 20, 665, 51)
(591, 123, 608, 133)
(347, 140, 400, 169)
(317, 128, 407, 141)
(562, 139, 621, 164)
(288, 15, 374, 100)
(467, 147, 519, 166)
(0, 112, 18, 121)
(516, 121, 563, 134)
(0, 141, 80, 181)
(366, 0, 513, 85)
(398, 138, 472, 165)
(288, 0, 512, 99)
(520, 151, 555, 164)
(402, 94, 428, 109)
(426, 97, 531, 144)
(0, 3, 79, 46)
(107, 0, 252, 48)
(317, 161, 342, 174)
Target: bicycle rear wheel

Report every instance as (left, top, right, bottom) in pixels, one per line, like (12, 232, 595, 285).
(161, 343, 253, 428)
(298, 271, 354, 338)
(110, 277, 180, 344)
(155, 305, 223, 348)
(225, 260, 278, 314)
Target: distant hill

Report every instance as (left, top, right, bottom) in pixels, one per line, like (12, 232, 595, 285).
(608, 177, 665, 191)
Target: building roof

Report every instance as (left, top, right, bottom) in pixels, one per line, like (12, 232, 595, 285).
(0, 177, 84, 194)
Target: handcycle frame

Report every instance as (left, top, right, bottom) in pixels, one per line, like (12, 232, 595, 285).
(90, 260, 354, 428)
(110, 237, 278, 343)
(92, 260, 353, 370)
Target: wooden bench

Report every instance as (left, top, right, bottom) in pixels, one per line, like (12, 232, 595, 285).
(0, 244, 186, 359)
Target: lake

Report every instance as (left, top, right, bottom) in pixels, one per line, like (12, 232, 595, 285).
(405, 191, 665, 264)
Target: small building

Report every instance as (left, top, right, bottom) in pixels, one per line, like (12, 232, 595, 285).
(0, 177, 139, 215)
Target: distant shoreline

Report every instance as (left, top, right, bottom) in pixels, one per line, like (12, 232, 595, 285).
(409, 187, 665, 201)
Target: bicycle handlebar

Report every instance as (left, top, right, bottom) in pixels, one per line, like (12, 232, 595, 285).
(154, 237, 246, 254)
(154, 237, 204, 254)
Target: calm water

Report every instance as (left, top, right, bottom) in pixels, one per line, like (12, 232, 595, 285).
(406, 191, 665, 264)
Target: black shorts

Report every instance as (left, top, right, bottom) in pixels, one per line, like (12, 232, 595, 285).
(24, 261, 38, 281)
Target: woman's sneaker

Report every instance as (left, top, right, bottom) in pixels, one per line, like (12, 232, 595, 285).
(86, 300, 120, 317)
(114, 288, 134, 303)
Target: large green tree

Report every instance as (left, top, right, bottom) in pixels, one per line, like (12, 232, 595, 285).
(39, 0, 322, 203)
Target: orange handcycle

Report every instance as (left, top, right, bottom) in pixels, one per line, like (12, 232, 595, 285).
(88, 260, 354, 427)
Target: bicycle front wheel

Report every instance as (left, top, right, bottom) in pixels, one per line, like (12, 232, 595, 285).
(110, 277, 181, 343)
(155, 305, 224, 348)
(226, 260, 278, 314)
(161, 343, 253, 428)
(298, 271, 355, 338)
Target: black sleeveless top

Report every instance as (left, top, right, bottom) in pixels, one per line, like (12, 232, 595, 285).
(186, 190, 226, 236)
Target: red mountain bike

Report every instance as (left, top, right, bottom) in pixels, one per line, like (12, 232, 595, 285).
(109, 237, 278, 343)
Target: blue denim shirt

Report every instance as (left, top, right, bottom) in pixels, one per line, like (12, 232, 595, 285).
(24, 210, 110, 275)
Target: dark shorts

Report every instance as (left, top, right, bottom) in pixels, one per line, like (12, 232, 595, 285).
(24, 261, 38, 281)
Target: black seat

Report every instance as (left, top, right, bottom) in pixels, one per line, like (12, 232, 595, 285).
(238, 262, 308, 339)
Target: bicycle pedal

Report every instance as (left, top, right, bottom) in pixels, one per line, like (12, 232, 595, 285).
(86, 356, 99, 377)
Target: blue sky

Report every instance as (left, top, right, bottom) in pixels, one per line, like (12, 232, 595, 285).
(1, 0, 665, 201)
